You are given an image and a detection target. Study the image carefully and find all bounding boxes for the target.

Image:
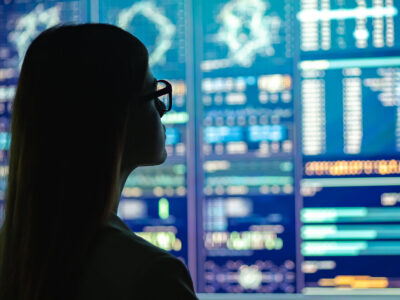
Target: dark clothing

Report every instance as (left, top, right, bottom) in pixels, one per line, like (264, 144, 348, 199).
(78, 212, 198, 300)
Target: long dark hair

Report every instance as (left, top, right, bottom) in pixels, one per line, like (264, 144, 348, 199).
(0, 24, 148, 300)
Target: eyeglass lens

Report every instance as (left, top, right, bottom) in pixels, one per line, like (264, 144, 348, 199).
(157, 81, 170, 110)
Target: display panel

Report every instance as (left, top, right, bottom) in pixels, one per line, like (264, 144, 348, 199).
(300, 58, 400, 295)
(2, 0, 400, 296)
(299, 0, 400, 294)
(197, 0, 297, 293)
(301, 57, 400, 157)
(0, 0, 87, 226)
(297, 0, 400, 56)
(99, 0, 193, 264)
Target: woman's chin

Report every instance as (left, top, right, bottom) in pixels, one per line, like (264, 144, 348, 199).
(140, 149, 167, 166)
(157, 149, 168, 164)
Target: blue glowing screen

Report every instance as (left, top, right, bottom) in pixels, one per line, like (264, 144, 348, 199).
(1, 0, 400, 296)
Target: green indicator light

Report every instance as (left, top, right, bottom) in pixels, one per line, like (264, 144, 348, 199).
(275, 238, 283, 250)
(280, 162, 293, 172)
(158, 198, 169, 220)
(172, 164, 186, 175)
(0, 132, 11, 150)
(161, 112, 189, 124)
(207, 176, 293, 186)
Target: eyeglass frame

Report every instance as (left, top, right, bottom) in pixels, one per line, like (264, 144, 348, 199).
(140, 79, 173, 113)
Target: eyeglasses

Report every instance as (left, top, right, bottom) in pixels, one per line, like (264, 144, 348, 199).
(141, 79, 173, 115)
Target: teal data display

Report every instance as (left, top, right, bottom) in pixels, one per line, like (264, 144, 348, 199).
(99, 0, 192, 264)
(197, 0, 297, 293)
(299, 0, 400, 295)
(297, 0, 400, 55)
(99, 0, 187, 77)
(201, 0, 293, 73)
(301, 57, 400, 157)
(2, 0, 400, 296)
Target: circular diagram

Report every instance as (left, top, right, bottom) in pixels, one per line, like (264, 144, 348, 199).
(215, 0, 281, 67)
(117, 2, 176, 67)
(9, 4, 61, 68)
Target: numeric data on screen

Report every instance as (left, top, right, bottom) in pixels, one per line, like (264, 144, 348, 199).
(299, 0, 400, 295)
(2, 0, 400, 296)
(301, 57, 400, 157)
(298, 0, 400, 55)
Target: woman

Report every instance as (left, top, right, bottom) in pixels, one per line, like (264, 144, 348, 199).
(0, 24, 197, 300)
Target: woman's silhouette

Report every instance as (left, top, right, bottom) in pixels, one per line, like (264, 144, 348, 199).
(0, 24, 197, 300)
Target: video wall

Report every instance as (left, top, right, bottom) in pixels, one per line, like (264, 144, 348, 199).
(1, 0, 400, 295)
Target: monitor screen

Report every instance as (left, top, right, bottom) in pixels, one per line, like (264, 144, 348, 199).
(300, 56, 400, 293)
(99, 0, 192, 265)
(197, 0, 296, 293)
(2, 0, 400, 296)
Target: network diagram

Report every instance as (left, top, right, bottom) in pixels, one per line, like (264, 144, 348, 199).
(117, 1, 176, 67)
(9, 4, 61, 68)
(203, 0, 281, 71)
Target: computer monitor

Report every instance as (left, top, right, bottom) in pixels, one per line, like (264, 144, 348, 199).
(1, 0, 400, 296)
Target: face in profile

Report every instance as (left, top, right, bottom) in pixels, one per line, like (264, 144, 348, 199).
(122, 65, 168, 171)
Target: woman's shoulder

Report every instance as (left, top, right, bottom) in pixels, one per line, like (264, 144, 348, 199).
(79, 213, 198, 299)
(94, 212, 174, 268)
